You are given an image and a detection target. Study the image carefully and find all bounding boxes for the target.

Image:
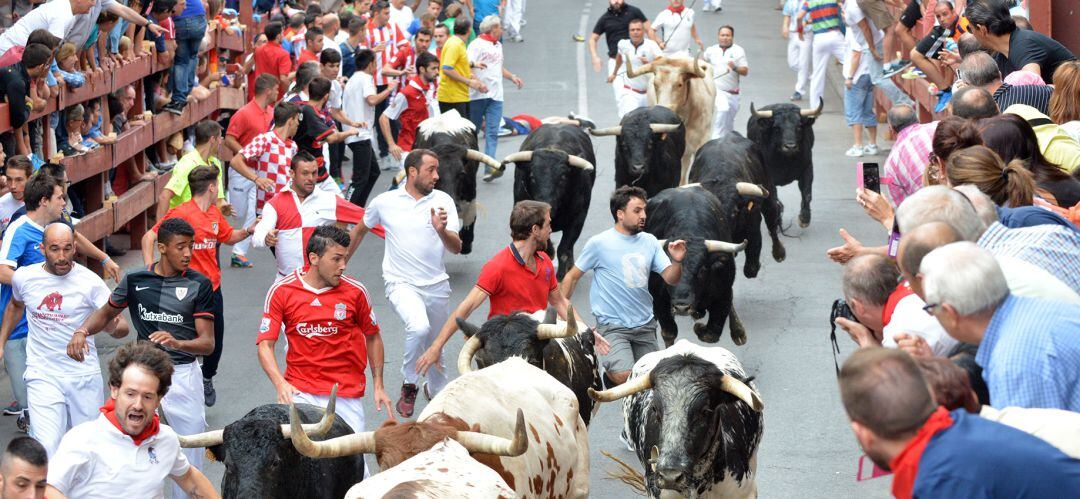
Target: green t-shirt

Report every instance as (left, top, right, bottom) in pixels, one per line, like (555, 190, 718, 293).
(165, 150, 226, 208)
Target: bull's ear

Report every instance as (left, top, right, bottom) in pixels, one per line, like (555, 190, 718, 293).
(379, 419, 399, 429)
(207, 445, 225, 463)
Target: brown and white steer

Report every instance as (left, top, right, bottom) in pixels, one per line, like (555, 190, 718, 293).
(343, 438, 514, 498)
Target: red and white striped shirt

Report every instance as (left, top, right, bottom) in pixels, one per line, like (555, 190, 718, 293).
(251, 184, 384, 276)
(366, 22, 409, 86)
(239, 130, 297, 214)
(388, 44, 418, 92)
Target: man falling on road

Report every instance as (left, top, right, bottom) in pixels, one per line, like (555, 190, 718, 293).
(257, 225, 393, 434)
(77, 218, 216, 499)
(0, 224, 127, 457)
(608, 18, 662, 118)
(353, 149, 461, 417)
(704, 25, 748, 139)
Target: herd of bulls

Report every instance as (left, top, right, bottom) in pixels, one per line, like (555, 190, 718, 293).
(188, 56, 822, 497)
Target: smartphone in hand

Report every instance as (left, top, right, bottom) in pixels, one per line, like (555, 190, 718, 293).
(858, 162, 881, 193)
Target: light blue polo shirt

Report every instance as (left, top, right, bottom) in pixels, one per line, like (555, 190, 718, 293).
(575, 228, 671, 328)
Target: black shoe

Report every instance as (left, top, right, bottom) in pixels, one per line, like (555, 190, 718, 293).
(104, 242, 127, 257)
(203, 378, 216, 407)
(16, 412, 28, 433)
(163, 102, 184, 116)
(4, 401, 21, 416)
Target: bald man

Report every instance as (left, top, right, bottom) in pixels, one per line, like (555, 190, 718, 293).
(0, 224, 128, 457)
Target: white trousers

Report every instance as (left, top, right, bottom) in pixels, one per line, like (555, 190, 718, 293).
(504, 0, 525, 37)
(712, 91, 740, 139)
(608, 58, 625, 115)
(228, 169, 257, 256)
(294, 391, 371, 477)
(787, 31, 813, 95)
(809, 30, 845, 108)
(161, 362, 206, 499)
(386, 280, 450, 394)
(25, 368, 103, 458)
(618, 87, 649, 118)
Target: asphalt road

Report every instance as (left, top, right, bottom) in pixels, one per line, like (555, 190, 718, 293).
(0, 0, 892, 497)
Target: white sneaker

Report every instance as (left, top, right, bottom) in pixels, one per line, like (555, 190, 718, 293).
(862, 144, 880, 156)
(845, 146, 864, 157)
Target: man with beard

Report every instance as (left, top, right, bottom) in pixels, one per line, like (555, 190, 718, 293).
(353, 149, 461, 418)
(839, 348, 1080, 498)
(0, 224, 127, 457)
(379, 52, 441, 166)
(47, 342, 219, 498)
(590, 0, 650, 114)
(75, 218, 215, 499)
(415, 201, 610, 376)
(252, 152, 381, 278)
(560, 186, 685, 387)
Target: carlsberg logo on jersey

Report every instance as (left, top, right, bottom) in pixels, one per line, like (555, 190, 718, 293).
(296, 322, 339, 338)
(138, 303, 185, 324)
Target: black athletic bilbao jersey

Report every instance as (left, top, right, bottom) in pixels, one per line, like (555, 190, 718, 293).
(109, 265, 215, 364)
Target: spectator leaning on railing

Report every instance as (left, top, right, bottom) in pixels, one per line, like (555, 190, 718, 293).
(964, 0, 1076, 84)
(0, 44, 53, 158)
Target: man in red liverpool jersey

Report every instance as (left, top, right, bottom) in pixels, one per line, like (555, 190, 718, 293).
(257, 225, 393, 433)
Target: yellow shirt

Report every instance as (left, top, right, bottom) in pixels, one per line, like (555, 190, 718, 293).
(165, 149, 226, 209)
(437, 35, 470, 103)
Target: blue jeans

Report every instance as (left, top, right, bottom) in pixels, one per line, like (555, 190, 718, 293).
(469, 97, 503, 162)
(170, 15, 207, 106)
(3, 337, 27, 411)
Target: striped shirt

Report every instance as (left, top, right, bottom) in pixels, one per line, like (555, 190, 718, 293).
(976, 295, 1080, 411)
(366, 22, 409, 86)
(802, 0, 842, 35)
(977, 222, 1080, 295)
(993, 83, 1053, 115)
(884, 121, 937, 206)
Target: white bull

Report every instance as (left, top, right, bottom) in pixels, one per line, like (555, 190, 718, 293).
(345, 439, 514, 499)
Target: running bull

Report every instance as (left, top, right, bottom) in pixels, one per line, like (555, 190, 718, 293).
(289, 358, 590, 497)
(176, 387, 365, 499)
(456, 308, 602, 426)
(342, 439, 515, 498)
(746, 101, 823, 228)
(590, 340, 764, 499)
(689, 133, 787, 279)
(502, 123, 596, 279)
(646, 184, 751, 346)
(413, 110, 502, 254)
(589, 106, 685, 197)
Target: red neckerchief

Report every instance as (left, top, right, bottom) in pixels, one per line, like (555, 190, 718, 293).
(890, 407, 954, 499)
(882, 281, 916, 327)
(479, 33, 499, 44)
(668, 4, 686, 14)
(100, 398, 161, 446)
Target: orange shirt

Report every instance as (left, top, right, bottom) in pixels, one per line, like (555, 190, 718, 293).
(153, 201, 234, 290)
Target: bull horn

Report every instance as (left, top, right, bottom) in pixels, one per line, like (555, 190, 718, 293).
(588, 372, 653, 402)
(542, 307, 558, 324)
(457, 317, 482, 338)
(656, 239, 667, 248)
(566, 154, 594, 171)
(279, 384, 338, 438)
(679, 183, 701, 189)
(536, 307, 578, 340)
(705, 239, 748, 254)
(735, 182, 768, 198)
(457, 335, 483, 375)
(502, 151, 533, 164)
(288, 403, 376, 458)
(465, 149, 502, 170)
(801, 98, 824, 117)
(588, 126, 623, 136)
(692, 52, 707, 78)
(749, 103, 773, 119)
(454, 408, 529, 457)
(649, 123, 680, 134)
(178, 429, 224, 448)
(625, 56, 655, 78)
(720, 375, 765, 412)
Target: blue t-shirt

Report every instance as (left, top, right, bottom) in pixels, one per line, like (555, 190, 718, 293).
(0, 217, 47, 341)
(915, 410, 1080, 497)
(473, 0, 501, 24)
(997, 205, 1077, 232)
(176, 0, 206, 19)
(575, 228, 671, 328)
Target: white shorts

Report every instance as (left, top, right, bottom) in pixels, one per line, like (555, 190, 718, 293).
(293, 391, 367, 433)
(25, 367, 103, 458)
(160, 361, 206, 499)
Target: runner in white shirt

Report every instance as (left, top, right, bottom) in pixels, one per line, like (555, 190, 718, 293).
(703, 25, 748, 139)
(353, 149, 461, 418)
(0, 224, 128, 457)
(467, 16, 525, 164)
(47, 342, 219, 499)
(343, 49, 395, 207)
(650, 0, 702, 57)
(609, 19, 663, 118)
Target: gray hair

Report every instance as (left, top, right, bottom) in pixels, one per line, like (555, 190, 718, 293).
(921, 242, 1009, 316)
(478, 14, 501, 34)
(896, 186, 987, 242)
(842, 254, 900, 307)
(887, 104, 918, 133)
(958, 52, 1001, 88)
(953, 184, 999, 227)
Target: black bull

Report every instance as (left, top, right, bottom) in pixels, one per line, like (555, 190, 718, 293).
(505, 124, 597, 279)
(689, 133, 787, 279)
(590, 106, 685, 197)
(746, 101, 823, 228)
(645, 186, 751, 346)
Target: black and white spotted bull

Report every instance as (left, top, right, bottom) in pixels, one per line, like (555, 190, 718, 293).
(176, 387, 365, 499)
(746, 101, 823, 228)
(590, 340, 764, 498)
(503, 123, 597, 279)
(646, 185, 751, 347)
(689, 133, 787, 279)
(456, 308, 602, 426)
(589, 106, 685, 197)
(413, 110, 502, 254)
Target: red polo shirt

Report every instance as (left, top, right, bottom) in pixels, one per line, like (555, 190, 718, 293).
(476, 245, 558, 318)
(253, 42, 293, 100)
(226, 100, 274, 148)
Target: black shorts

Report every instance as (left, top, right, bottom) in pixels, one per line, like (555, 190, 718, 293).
(915, 26, 946, 56)
(899, 0, 923, 29)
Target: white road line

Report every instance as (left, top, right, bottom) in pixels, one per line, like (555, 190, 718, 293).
(577, 1, 591, 116)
